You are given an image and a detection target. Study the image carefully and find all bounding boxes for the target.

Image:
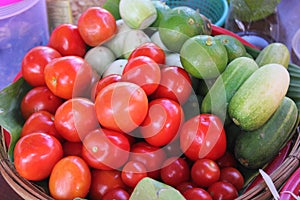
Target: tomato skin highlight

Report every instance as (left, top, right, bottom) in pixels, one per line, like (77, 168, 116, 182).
(54, 98, 100, 142)
(121, 161, 148, 188)
(21, 46, 61, 87)
(140, 98, 184, 147)
(48, 23, 87, 57)
(180, 114, 227, 161)
(78, 7, 117, 46)
(14, 133, 63, 181)
(82, 128, 130, 170)
(49, 156, 91, 200)
(44, 56, 96, 100)
(95, 81, 148, 133)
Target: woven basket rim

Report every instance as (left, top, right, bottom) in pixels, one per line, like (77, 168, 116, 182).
(1, 125, 299, 200)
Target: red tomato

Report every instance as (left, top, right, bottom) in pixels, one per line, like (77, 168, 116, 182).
(183, 188, 213, 200)
(207, 181, 238, 200)
(89, 169, 127, 200)
(91, 74, 122, 101)
(176, 181, 197, 194)
(102, 188, 130, 200)
(82, 128, 130, 170)
(62, 141, 83, 157)
(191, 158, 220, 188)
(20, 86, 63, 119)
(128, 42, 166, 64)
(140, 98, 184, 147)
(121, 161, 148, 188)
(180, 114, 226, 161)
(54, 98, 100, 142)
(95, 82, 148, 133)
(129, 142, 166, 176)
(150, 66, 192, 104)
(49, 156, 91, 199)
(160, 157, 190, 187)
(48, 23, 87, 57)
(14, 133, 63, 181)
(122, 56, 161, 96)
(44, 56, 96, 99)
(219, 167, 244, 191)
(164, 138, 183, 158)
(21, 46, 61, 87)
(78, 7, 117, 46)
(20, 110, 64, 142)
(216, 151, 238, 168)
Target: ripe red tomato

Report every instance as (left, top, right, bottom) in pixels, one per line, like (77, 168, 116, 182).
(160, 157, 190, 187)
(128, 42, 166, 64)
(20, 86, 63, 119)
(82, 128, 130, 170)
(183, 188, 213, 200)
(219, 167, 244, 191)
(14, 133, 63, 181)
(216, 151, 238, 168)
(95, 82, 148, 133)
(176, 181, 197, 194)
(62, 141, 83, 157)
(21, 46, 61, 87)
(129, 142, 166, 176)
(49, 156, 91, 200)
(54, 97, 100, 142)
(140, 98, 184, 147)
(150, 66, 192, 104)
(78, 7, 117, 46)
(89, 169, 127, 200)
(121, 161, 148, 188)
(207, 181, 238, 200)
(191, 158, 220, 188)
(91, 74, 122, 101)
(102, 188, 130, 200)
(180, 114, 226, 161)
(48, 23, 87, 57)
(20, 110, 64, 142)
(44, 56, 96, 99)
(122, 56, 161, 96)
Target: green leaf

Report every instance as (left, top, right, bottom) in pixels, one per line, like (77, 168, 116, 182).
(0, 78, 31, 161)
(129, 177, 185, 200)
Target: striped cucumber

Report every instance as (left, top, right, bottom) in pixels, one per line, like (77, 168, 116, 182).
(201, 57, 258, 123)
(234, 97, 299, 169)
(228, 63, 290, 131)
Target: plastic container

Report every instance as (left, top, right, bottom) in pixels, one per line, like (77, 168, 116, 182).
(0, 0, 49, 90)
(162, 0, 229, 26)
(292, 28, 300, 66)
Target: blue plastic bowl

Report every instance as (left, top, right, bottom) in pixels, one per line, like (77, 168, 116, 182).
(163, 0, 229, 26)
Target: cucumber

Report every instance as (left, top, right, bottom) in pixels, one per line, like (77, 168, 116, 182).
(287, 63, 300, 117)
(234, 97, 299, 169)
(228, 63, 290, 131)
(201, 57, 258, 124)
(255, 42, 290, 68)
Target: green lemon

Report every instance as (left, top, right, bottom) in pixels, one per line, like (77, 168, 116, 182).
(158, 6, 205, 52)
(180, 35, 228, 79)
(150, 1, 170, 28)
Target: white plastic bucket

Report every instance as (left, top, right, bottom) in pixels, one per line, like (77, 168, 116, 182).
(0, 0, 49, 89)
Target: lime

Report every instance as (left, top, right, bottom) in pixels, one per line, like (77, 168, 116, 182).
(150, 1, 170, 28)
(180, 35, 228, 79)
(215, 34, 247, 62)
(102, 0, 121, 20)
(158, 6, 205, 52)
(230, 0, 281, 22)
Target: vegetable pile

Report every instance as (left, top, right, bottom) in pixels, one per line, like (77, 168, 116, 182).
(0, 0, 299, 199)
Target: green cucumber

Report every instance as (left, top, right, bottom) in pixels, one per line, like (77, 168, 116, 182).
(228, 63, 290, 131)
(255, 42, 290, 68)
(234, 97, 299, 169)
(201, 57, 258, 124)
(287, 63, 300, 117)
